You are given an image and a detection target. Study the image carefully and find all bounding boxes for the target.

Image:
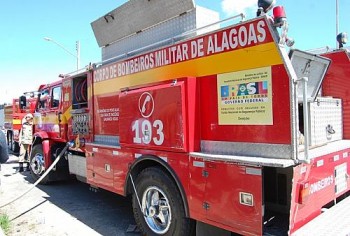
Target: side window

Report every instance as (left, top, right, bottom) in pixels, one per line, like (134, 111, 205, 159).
(40, 89, 50, 109)
(51, 86, 61, 108)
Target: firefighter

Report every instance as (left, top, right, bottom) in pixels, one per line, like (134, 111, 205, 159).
(18, 113, 33, 172)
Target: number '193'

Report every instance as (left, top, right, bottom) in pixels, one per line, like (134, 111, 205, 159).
(132, 119, 164, 145)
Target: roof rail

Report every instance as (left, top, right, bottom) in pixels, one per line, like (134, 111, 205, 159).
(306, 46, 331, 54)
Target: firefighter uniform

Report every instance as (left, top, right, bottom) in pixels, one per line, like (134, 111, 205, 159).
(18, 113, 33, 172)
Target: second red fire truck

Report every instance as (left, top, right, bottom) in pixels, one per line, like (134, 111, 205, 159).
(22, 0, 350, 235)
(4, 96, 36, 153)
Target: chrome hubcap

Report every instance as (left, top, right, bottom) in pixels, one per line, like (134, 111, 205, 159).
(141, 186, 171, 234)
(30, 153, 45, 175)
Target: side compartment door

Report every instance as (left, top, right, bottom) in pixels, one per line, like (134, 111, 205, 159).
(119, 80, 187, 152)
(204, 163, 263, 235)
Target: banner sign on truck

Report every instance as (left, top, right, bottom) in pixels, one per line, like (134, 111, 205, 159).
(217, 66, 273, 125)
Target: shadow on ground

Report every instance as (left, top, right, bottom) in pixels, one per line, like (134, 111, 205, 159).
(4, 147, 140, 236)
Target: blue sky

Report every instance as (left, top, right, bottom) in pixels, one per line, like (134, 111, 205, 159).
(1, 0, 349, 104)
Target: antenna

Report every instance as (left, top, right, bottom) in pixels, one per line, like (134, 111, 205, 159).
(336, 0, 339, 48)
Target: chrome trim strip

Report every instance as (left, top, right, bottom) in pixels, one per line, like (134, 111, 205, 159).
(245, 167, 262, 176)
(94, 135, 120, 146)
(193, 161, 205, 168)
(277, 44, 299, 162)
(190, 151, 295, 168)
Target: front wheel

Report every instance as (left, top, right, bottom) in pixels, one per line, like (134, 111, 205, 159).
(7, 133, 19, 153)
(7, 132, 13, 151)
(30, 144, 49, 184)
(132, 167, 193, 236)
(12, 141, 19, 153)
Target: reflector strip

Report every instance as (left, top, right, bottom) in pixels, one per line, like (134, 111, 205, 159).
(193, 161, 205, 168)
(316, 159, 324, 167)
(12, 119, 21, 125)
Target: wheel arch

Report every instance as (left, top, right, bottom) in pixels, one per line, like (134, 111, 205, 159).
(32, 132, 49, 156)
(32, 132, 64, 167)
(125, 155, 190, 217)
(30, 137, 69, 183)
(33, 131, 50, 141)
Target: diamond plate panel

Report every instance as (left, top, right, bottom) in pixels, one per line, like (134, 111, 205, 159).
(308, 98, 342, 146)
(190, 152, 295, 167)
(289, 49, 331, 102)
(201, 140, 293, 159)
(92, 0, 196, 47)
(102, 10, 196, 62)
(94, 135, 120, 146)
(335, 162, 347, 194)
(68, 154, 87, 178)
(101, 6, 219, 62)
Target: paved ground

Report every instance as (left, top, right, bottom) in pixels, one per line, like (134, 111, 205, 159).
(0, 153, 140, 236)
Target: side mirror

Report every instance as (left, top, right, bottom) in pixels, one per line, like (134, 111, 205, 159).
(19, 95, 27, 109)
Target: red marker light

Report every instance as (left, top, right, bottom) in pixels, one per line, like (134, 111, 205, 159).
(273, 6, 287, 27)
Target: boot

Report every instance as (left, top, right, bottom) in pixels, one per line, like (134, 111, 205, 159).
(25, 162, 30, 172)
(19, 163, 24, 172)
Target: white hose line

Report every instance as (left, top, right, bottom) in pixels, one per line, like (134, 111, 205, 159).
(0, 143, 69, 209)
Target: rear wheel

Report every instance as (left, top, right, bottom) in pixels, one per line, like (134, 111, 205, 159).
(7, 132, 13, 150)
(132, 167, 193, 236)
(30, 144, 49, 184)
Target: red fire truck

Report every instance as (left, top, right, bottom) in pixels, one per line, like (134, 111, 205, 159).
(4, 96, 36, 153)
(26, 0, 350, 235)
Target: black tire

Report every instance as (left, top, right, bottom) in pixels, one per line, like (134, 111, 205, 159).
(0, 131, 9, 164)
(13, 141, 20, 153)
(132, 167, 193, 236)
(30, 144, 50, 184)
(7, 132, 13, 150)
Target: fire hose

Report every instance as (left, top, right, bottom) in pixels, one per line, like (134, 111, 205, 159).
(0, 142, 71, 209)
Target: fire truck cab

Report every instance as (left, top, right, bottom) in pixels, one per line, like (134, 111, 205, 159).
(29, 80, 70, 184)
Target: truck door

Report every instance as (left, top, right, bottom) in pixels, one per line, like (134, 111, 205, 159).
(39, 84, 63, 140)
(51, 85, 63, 139)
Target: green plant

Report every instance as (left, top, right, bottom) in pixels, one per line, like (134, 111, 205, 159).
(0, 213, 10, 235)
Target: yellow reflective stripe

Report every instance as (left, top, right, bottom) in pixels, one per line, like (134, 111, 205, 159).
(42, 114, 58, 124)
(62, 105, 72, 124)
(13, 119, 21, 125)
(31, 107, 72, 126)
(33, 109, 71, 126)
(93, 42, 282, 96)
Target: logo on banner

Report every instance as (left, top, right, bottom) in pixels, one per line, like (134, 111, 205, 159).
(138, 92, 154, 118)
(217, 67, 273, 125)
(220, 81, 268, 100)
